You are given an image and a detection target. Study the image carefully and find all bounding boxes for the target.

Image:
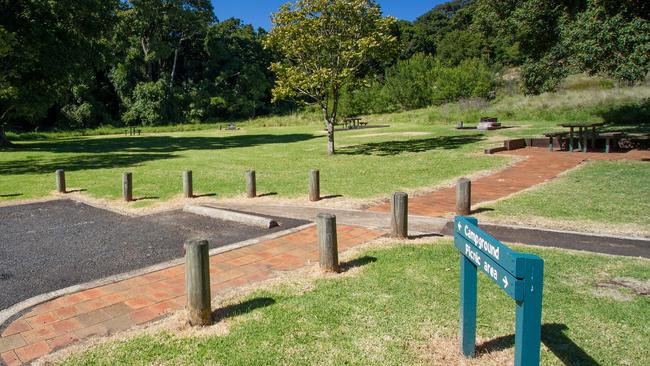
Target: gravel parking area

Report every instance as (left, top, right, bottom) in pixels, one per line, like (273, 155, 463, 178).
(0, 200, 307, 310)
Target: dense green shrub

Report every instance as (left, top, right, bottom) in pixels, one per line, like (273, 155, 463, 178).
(341, 54, 496, 115)
(122, 80, 172, 126)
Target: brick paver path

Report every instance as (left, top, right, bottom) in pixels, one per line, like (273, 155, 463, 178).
(368, 147, 650, 217)
(0, 225, 383, 365)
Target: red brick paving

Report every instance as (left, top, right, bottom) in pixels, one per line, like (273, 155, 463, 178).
(368, 147, 650, 217)
(0, 225, 383, 365)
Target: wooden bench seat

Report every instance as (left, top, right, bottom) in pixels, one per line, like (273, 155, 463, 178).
(599, 132, 624, 153)
(543, 132, 569, 151)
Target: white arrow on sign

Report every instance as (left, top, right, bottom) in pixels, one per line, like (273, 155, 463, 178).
(502, 276, 509, 288)
(458, 222, 462, 231)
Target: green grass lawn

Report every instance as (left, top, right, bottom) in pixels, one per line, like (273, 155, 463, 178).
(57, 241, 650, 365)
(1, 83, 648, 207)
(0, 123, 507, 205)
(481, 161, 650, 233)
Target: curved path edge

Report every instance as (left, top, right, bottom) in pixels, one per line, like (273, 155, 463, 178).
(0, 223, 314, 329)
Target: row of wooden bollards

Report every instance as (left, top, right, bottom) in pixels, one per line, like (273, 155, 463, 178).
(184, 179, 473, 326)
(184, 212, 339, 326)
(54, 169, 323, 202)
(388, 178, 472, 238)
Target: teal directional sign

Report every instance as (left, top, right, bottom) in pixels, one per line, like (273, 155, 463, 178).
(455, 216, 544, 366)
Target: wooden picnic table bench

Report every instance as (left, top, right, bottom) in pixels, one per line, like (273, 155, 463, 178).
(543, 131, 569, 151)
(600, 132, 624, 153)
(343, 117, 363, 129)
(558, 122, 604, 152)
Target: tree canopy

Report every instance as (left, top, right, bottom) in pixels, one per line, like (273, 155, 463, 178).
(0, 0, 648, 146)
(264, 0, 396, 154)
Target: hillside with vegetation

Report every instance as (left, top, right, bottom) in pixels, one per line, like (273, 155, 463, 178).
(1, 0, 648, 147)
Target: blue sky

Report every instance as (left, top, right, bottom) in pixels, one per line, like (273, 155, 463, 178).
(211, 1, 446, 30)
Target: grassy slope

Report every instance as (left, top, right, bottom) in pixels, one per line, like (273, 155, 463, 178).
(58, 241, 650, 365)
(481, 161, 650, 230)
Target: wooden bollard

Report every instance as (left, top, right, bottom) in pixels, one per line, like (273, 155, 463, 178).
(317, 213, 339, 273)
(122, 172, 133, 202)
(391, 192, 408, 238)
(183, 170, 193, 198)
(309, 169, 320, 202)
(55, 169, 66, 193)
(456, 178, 471, 216)
(246, 170, 256, 198)
(184, 239, 212, 326)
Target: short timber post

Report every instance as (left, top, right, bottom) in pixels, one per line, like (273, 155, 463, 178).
(55, 169, 66, 193)
(456, 178, 471, 216)
(183, 170, 193, 198)
(184, 239, 212, 326)
(317, 213, 339, 273)
(390, 192, 408, 238)
(309, 169, 320, 202)
(246, 170, 256, 198)
(122, 172, 133, 202)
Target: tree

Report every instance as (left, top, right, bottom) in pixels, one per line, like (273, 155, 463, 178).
(264, 0, 396, 154)
(111, 0, 214, 125)
(473, 0, 650, 93)
(0, 0, 117, 147)
(204, 19, 274, 119)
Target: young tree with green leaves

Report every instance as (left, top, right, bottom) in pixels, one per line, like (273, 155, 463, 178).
(264, 0, 396, 154)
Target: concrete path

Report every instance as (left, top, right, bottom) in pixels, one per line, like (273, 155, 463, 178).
(217, 203, 449, 234)
(441, 223, 650, 259)
(0, 225, 384, 365)
(368, 147, 650, 217)
(218, 203, 650, 259)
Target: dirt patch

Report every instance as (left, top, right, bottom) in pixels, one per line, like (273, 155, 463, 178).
(413, 331, 514, 365)
(594, 277, 650, 301)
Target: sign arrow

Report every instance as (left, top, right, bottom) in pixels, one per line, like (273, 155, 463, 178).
(502, 276, 509, 288)
(458, 222, 462, 231)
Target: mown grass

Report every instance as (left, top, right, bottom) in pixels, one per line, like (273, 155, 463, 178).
(1, 82, 648, 205)
(57, 241, 650, 365)
(0, 124, 506, 203)
(482, 161, 650, 231)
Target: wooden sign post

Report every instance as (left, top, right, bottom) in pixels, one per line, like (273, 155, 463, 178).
(454, 216, 544, 366)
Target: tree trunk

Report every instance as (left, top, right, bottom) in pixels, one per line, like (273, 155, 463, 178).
(169, 47, 179, 90)
(0, 125, 13, 149)
(327, 119, 335, 155)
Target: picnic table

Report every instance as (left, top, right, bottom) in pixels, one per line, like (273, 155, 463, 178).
(558, 122, 604, 152)
(124, 126, 141, 136)
(342, 117, 366, 129)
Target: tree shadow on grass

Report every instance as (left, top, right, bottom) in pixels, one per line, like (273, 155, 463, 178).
(337, 135, 485, 156)
(340, 256, 377, 272)
(212, 297, 276, 322)
(599, 98, 650, 134)
(476, 323, 600, 366)
(0, 153, 176, 175)
(20, 134, 319, 154)
(0, 193, 22, 198)
(2, 133, 319, 175)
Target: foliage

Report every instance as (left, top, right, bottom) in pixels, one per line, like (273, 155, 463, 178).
(342, 55, 495, 115)
(264, 0, 397, 154)
(473, 0, 650, 94)
(122, 80, 173, 126)
(204, 19, 274, 119)
(0, 0, 118, 145)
